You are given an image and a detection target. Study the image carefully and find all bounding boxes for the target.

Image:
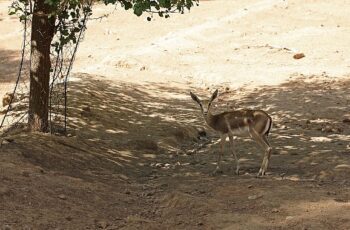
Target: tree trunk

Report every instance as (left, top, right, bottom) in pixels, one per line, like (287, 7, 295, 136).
(28, 0, 56, 132)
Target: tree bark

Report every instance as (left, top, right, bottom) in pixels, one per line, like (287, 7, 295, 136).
(28, 0, 56, 132)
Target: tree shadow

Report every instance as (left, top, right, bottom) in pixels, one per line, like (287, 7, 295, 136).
(1, 73, 349, 229)
(228, 76, 350, 182)
(2, 74, 349, 184)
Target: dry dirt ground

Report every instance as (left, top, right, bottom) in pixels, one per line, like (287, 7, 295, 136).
(1, 0, 350, 229)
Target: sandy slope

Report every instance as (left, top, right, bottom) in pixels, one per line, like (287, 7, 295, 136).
(0, 0, 350, 229)
(74, 0, 350, 87)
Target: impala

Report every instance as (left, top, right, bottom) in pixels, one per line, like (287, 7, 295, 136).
(190, 89, 272, 176)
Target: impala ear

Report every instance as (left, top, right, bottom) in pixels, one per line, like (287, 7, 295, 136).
(210, 89, 218, 102)
(190, 91, 201, 105)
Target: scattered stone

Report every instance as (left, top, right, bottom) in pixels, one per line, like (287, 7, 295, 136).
(58, 194, 67, 200)
(305, 119, 311, 124)
(4, 138, 14, 143)
(124, 189, 131, 195)
(146, 191, 154, 197)
(334, 198, 348, 203)
(326, 191, 336, 196)
(22, 171, 30, 177)
(293, 53, 305, 59)
(343, 118, 350, 124)
(285, 216, 294, 221)
(248, 194, 263, 200)
(197, 222, 204, 226)
(80, 106, 92, 117)
(82, 106, 91, 112)
(271, 208, 279, 213)
(95, 220, 108, 229)
(140, 66, 146, 71)
(186, 149, 196, 155)
(2, 92, 15, 107)
(321, 125, 333, 133)
(155, 163, 163, 168)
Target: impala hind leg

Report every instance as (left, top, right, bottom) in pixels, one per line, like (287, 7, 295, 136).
(250, 129, 272, 177)
(228, 135, 240, 175)
(261, 134, 272, 174)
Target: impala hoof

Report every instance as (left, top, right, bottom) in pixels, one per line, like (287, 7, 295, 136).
(256, 168, 266, 177)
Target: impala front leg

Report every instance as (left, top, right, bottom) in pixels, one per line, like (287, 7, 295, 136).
(212, 134, 225, 175)
(229, 135, 240, 175)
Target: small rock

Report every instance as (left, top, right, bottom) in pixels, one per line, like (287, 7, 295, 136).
(140, 66, 146, 71)
(271, 208, 279, 213)
(2, 92, 15, 107)
(155, 163, 163, 168)
(321, 125, 333, 133)
(95, 220, 108, 229)
(82, 106, 91, 112)
(146, 191, 154, 197)
(1, 139, 10, 145)
(22, 171, 30, 177)
(58, 194, 67, 200)
(248, 194, 263, 200)
(286, 216, 294, 221)
(197, 222, 204, 226)
(305, 120, 311, 124)
(125, 189, 131, 195)
(247, 185, 253, 189)
(293, 53, 305, 59)
(66, 216, 73, 221)
(343, 118, 350, 124)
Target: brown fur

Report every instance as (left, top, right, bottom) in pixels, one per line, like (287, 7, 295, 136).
(190, 90, 273, 176)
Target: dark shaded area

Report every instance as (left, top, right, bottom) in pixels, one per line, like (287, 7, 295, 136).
(0, 74, 349, 229)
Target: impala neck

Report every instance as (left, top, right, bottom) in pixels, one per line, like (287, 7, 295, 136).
(203, 111, 215, 128)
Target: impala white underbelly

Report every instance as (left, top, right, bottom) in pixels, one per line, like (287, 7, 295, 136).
(229, 126, 250, 136)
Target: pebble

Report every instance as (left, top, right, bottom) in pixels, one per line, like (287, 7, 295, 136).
(95, 220, 108, 229)
(293, 53, 305, 59)
(342, 118, 350, 123)
(58, 194, 67, 200)
(248, 194, 263, 200)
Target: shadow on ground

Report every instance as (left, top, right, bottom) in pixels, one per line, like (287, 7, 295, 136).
(0, 74, 349, 229)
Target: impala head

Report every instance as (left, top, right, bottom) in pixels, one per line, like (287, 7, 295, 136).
(190, 89, 218, 116)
